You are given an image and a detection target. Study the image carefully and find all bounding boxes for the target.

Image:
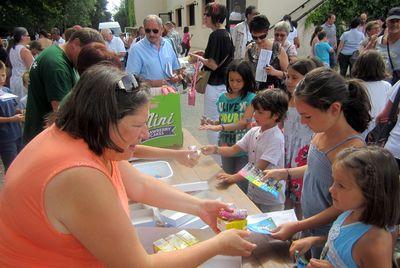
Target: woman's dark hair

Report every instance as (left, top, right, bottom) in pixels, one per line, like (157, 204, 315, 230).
(294, 67, 371, 133)
(283, 14, 292, 23)
(205, 3, 227, 25)
(290, 58, 318, 76)
(39, 30, 48, 37)
(308, 57, 324, 67)
(317, 31, 327, 41)
(252, 88, 288, 122)
(249, 14, 270, 33)
(325, 13, 335, 22)
(11, 27, 28, 48)
(352, 50, 388, 81)
(226, 60, 256, 98)
(55, 64, 149, 155)
(286, 59, 318, 99)
(77, 42, 121, 75)
(310, 25, 323, 46)
(183, 26, 189, 33)
(245, 5, 257, 19)
(350, 18, 361, 29)
(335, 146, 400, 228)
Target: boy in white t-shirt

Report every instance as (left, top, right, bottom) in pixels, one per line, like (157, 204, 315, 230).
(202, 89, 289, 212)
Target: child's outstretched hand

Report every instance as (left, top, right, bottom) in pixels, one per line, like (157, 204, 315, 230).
(270, 221, 299, 241)
(216, 172, 239, 185)
(308, 259, 333, 268)
(199, 124, 221, 131)
(201, 145, 217, 155)
(289, 237, 315, 258)
(200, 116, 216, 126)
(11, 114, 25, 123)
(263, 168, 288, 181)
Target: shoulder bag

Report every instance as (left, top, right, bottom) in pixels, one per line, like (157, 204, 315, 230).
(366, 84, 400, 146)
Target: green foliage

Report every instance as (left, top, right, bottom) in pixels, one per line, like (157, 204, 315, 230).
(0, 0, 110, 34)
(114, 1, 129, 30)
(126, 0, 136, 27)
(64, 0, 97, 27)
(306, 0, 400, 35)
(90, 0, 112, 29)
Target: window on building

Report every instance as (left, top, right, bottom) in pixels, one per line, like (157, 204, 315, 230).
(176, 8, 182, 27)
(187, 4, 195, 26)
(159, 12, 172, 23)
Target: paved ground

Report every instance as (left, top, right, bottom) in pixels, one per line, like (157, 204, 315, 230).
(179, 91, 207, 145)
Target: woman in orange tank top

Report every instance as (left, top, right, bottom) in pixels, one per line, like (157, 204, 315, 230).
(0, 64, 256, 267)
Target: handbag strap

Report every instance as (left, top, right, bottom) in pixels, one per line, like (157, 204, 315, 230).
(387, 38, 396, 72)
(389, 82, 400, 120)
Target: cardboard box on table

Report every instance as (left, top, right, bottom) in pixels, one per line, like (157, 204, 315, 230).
(141, 91, 183, 148)
(136, 227, 242, 268)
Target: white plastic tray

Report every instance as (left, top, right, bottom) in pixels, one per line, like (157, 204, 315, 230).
(132, 161, 173, 182)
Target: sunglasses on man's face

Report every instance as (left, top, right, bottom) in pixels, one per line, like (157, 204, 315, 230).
(252, 33, 267, 40)
(203, 13, 211, 17)
(145, 28, 159, 34)
(117, 74, 139, 92)
(274, 33, 287, 38)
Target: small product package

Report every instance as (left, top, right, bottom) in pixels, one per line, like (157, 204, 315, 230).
(175, 230, 200, 246)
(217, 204, 248, 231)
(152, 230, 200, 253)
(247, 217, 277, 234)
(238, 163, 283, 199)
(294, 250, 309, 268)
(165, 234, 190, 250)
(153, 238, 177, 253)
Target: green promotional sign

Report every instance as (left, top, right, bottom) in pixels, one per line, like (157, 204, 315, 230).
(141, 93, 183, 148)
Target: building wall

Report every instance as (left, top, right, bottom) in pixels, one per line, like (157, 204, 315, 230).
(134, 0, 167, 27)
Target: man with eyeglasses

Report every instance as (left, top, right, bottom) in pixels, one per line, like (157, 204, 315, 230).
(126, 15, 181, 87)
(231, 5, 259, 60)
(377, 7, 400, 85)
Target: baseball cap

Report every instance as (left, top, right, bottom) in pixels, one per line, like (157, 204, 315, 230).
(387, 7, 400, 21)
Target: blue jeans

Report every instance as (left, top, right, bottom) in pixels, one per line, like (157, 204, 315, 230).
(0, 137, 23, 172)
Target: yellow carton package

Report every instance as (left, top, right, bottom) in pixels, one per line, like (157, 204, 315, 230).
(217, 217, 247, 231)
(152, 230, 200, 253)
(153, 238, 177, 253)
(175, 230, 200, 246)
(164, 234, 190, 250)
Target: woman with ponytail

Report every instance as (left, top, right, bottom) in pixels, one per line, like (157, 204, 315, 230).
(263, 67, 372, 258)
(9, 27, 34, 104)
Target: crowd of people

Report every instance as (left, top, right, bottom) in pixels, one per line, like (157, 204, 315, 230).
(0, 2, 400, 267)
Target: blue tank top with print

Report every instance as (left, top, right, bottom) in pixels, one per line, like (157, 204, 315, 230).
(322, 211, 372, 268)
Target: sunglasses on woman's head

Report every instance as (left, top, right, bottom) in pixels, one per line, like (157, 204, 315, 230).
(117, 74, 139, 92)
(252, 33, 267, 40)
(145, 28, 159, 34)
